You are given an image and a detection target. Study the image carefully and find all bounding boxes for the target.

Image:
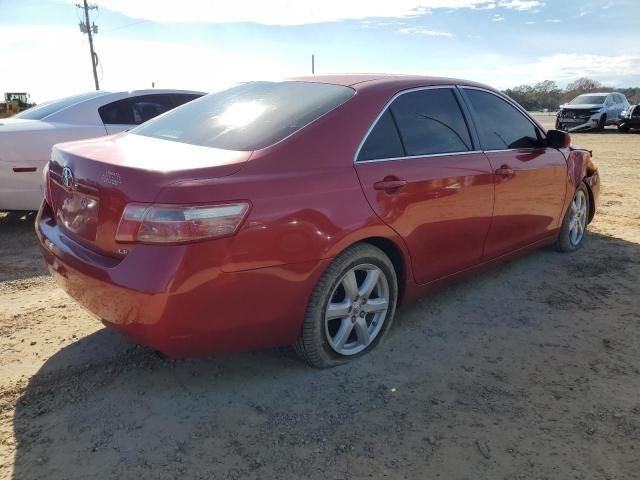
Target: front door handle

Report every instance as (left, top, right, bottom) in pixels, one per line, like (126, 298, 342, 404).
(495, 166, 514, 177)
(374, 178, 407, 192)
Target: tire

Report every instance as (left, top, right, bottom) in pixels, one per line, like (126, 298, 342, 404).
(618, 124, 630, 133)
(555, 183, 590, 253)
(555, 119, 562, 130)
(294, 243, 398, 368)
(597, 115, 606, 131)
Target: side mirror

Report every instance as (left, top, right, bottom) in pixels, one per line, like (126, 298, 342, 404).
(546, 129, 571, 149)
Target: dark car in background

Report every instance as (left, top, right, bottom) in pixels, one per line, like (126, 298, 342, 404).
(556, 92, 630, 132)
(618, 105, 640, 132)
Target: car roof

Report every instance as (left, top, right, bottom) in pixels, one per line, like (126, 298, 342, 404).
(287, 74, 497, 92)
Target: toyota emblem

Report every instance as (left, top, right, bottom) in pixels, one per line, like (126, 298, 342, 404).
(61, 167, 75, 190)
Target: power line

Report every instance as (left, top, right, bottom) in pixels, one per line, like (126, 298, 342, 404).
(76, 1, 100, 90)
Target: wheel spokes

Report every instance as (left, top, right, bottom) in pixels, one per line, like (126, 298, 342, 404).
(326, 299, 351, 320)
(359, 269, 380, 298)
(341, 270, 359, 301)
(363, 297, 388, 314)
(354, 318, 371, 346)
(332, 318, 355, 351)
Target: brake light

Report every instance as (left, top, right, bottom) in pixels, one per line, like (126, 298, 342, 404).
(115, 202, 250, 244)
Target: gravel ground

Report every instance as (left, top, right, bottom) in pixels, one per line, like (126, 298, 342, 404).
(1, 116, 639, 479)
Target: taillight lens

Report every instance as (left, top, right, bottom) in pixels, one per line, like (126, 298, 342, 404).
(116, 202, 250, 244)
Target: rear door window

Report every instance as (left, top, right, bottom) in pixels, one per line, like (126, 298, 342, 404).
(389, 88, 472, 156)
(357, 110, 405, 161)
(463, 89, 541, 151)
(133, 81, 355, 151)
(99, 94, 180, 126)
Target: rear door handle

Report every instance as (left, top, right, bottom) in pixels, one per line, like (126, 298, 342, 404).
(495, 166, 514, 176)
(374, 178, 407, 192)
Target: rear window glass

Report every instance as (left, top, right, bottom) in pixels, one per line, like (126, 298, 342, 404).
(13, 91, 111, 120)
(132, 81, 355, 151)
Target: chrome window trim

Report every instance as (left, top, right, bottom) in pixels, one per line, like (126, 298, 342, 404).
(353, 85, 474, 164)
(356, 150, 483, 164)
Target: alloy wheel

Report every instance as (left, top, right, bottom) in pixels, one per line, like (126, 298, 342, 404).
(569, 189, 588, 246)
(324, 264, 389, 356)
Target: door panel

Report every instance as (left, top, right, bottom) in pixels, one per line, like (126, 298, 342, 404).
(482, 148, 567, 259)
(356, 154, 494, 284)
(460, 87, 568, 259)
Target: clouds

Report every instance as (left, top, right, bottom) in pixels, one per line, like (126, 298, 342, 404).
(497, 0, 544, 11)
(398, 27, 453, 37)
(441, 53, 640, 89)
(65, 0, 540, 26)
(0, 25, 303, 103)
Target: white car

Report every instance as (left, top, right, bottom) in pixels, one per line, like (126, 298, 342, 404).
(0, 89, 204, 211)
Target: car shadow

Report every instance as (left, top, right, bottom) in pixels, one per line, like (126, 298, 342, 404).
(0, 211, 48, 282)
(9, 231, 640, 479)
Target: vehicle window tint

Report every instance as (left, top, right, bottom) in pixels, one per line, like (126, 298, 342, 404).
(99, 94, 183, 125)
(357, 110, 405, 161)
(388, 89, 472, 156)
(464, 89, 541, 151)
(133, 81, 355, 151)
(169, 93, 202, 107)
(13, 91, 111, 120)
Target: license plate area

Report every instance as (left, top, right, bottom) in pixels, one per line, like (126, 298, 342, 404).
(53, 188, 100, 242)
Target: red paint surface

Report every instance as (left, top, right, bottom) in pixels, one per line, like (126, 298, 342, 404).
(36, 75, 600, 357)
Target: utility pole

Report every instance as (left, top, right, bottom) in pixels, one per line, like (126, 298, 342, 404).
(77, 1, 100, 90)
(311, 54, 315, 75)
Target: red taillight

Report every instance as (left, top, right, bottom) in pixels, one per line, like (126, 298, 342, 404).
(43, 163, 53, 206)
(115, 202, 251, 244)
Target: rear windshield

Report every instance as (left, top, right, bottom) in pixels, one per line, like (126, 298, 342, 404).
(13, 91, 111, 120)
(132, 81, 355, 151)
(569, 95, 607, 105)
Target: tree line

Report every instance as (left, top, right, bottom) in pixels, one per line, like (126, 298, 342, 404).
(503, 78, 640, 111)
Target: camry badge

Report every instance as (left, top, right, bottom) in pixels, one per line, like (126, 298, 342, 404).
(61, 167, 75, 190)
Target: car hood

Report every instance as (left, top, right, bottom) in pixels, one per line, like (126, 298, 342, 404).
(560, 104, 603, 110)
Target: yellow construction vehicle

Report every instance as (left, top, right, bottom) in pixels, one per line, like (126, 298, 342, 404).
(0, 93, 36, 118)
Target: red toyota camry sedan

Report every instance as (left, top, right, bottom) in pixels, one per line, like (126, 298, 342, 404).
(36, 75, 600, 368)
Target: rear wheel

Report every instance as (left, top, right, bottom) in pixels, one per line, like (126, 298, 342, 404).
(294, 244, 398, 368)
(555, 184, 590, 253)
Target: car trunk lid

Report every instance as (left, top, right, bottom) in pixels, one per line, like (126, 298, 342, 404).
(48, 133, 250, 257)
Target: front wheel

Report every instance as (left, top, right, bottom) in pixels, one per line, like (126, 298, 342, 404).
(294, 244, 398, 368)
(555, 184, 590, 253)
(597, 115, 606, 131)
(618, 124, 630, 133)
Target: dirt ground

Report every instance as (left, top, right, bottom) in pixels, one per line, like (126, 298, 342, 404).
(1, 116, 639, 480)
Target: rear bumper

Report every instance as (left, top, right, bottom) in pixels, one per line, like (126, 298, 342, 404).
(36, 201, 330, 357)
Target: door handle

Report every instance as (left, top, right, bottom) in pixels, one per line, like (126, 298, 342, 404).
(374, 178, 407, 192)
(495, 166, 514, 177)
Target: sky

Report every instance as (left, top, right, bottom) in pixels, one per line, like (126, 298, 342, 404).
(1, 0, 639, 103)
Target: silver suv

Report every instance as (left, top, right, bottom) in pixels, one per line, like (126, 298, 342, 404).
(556, 92, 630, 132)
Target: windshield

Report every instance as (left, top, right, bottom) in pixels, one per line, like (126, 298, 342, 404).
(569, 95, 608, 106)
(132, 81, 355, 151)
(13, 91, 111, 120)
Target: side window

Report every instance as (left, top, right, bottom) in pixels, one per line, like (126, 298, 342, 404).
(357, 109, 404, 161)
(170, 93, 202, 108)
(99, 94, 178, 126)
(389, 89, 472, 156)
(464, 89, 541, 151)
